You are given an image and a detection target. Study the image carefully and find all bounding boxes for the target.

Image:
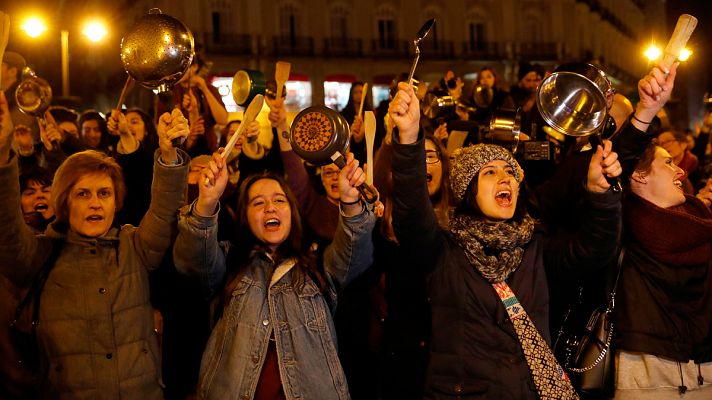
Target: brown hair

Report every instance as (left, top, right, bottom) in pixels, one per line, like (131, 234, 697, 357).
(629, 141, 659, 182)
(223, 173, 325, 302)
(51, 150, 126, 225)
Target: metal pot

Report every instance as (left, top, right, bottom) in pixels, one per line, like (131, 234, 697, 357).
(232, 69, 266, 107)
(421, 93, 455, 119)
(536, 63, 614, 137)
(15, 76, 52, 118)
(290, 105, 377, 203)
(120, 8, 195, 92)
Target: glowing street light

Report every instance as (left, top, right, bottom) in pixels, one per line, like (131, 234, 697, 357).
(644, 45, 662, 61)
(678, 48, 692, 62)
(21, 17, 46, 38)
(82, 21, 108, 43)
(21, 17, 109, 97)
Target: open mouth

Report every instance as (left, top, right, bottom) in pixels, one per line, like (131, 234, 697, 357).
(330, 184, 339, 192)
(674, 180, 683, 189)
(264, 218, 281, 230)
(426, 173, 433, 183)
(495, 190, 513, 206)
(34, 203, 49, 212)
(86, 215, 104, 222)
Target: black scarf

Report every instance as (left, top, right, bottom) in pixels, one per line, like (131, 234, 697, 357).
(449, 214, 536, 282)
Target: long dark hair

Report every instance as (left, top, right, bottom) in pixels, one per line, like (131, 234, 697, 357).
(222, 173, 325, 302)
(341, 81, 371, 123)
(125, 108, 159, 153)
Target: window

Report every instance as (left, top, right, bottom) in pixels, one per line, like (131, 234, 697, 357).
(466, 8, 488, 51)
(212, 12, 221, 43)
(375, 5, 397, 49)
(279, 2, 301, 43)
(330, 4, 350, 41)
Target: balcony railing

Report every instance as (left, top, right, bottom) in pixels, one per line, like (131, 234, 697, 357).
(461, 41, 505, 60)
(419, 40, 455, 59)
(516, 42, 559, 60)
(203, 33, 253, 55)
(272, 35, 314, 56)
(370, 39, 410, 58)
(323, 38, 363, 57)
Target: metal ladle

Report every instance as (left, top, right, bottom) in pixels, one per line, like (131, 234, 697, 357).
(407, 18, 435, 86)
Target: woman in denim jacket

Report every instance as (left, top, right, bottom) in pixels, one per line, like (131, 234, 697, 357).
(174, 151, 375, 400)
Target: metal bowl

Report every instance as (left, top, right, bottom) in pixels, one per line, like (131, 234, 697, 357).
(536, 63, 613, 137)
(120, 8, 195, 92)
(16, 76, 52, 117)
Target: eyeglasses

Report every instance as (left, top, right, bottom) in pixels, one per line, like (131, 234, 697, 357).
(425, 150, 441, 164)
(322, 169, 339, 179)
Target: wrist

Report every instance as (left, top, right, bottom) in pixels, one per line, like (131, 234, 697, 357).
(160, 149, 178, 164)
(194, 198, 218, 217)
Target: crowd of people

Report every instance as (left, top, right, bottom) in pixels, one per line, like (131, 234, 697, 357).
(1, 16, 712, 400)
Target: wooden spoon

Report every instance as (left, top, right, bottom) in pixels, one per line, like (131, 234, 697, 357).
(364, 111, 376, 185)
(275, 61, 291, 103)
(357, 83, 368, 119)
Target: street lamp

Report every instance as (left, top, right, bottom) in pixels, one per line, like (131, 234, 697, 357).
(20, 16, 108, 97)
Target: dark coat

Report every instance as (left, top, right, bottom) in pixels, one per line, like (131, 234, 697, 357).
(391, 133, 621, 399)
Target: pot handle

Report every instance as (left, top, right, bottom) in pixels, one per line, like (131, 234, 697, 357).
(331, 152, 379, 204)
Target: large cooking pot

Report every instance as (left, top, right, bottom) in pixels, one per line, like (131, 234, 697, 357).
(120, 8, 195, 92)
(232, 69, 266, 106)
(290, 105, 378, 203)
(536, 63, 614, 137)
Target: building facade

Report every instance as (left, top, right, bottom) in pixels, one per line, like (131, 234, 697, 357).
(122, 0, 667, 111)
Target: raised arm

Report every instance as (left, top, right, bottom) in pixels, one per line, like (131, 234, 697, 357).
(0, 91, 43, 284)
(545, 140, 622, 274)
(390, 83, 445, 268)
(133, 109, 189, 270)
(322, 153, 375, 289)
(174, 149, 229, 297)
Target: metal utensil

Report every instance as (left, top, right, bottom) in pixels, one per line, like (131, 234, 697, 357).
(290, 105, 378, 203)
(120, 8, 195, 93)
(407, 18, 435, 86)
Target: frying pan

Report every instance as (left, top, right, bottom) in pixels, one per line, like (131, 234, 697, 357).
(290, 105, 378, 203)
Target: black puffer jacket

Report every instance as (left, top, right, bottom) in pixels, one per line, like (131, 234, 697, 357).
(391, 134, 621, 399)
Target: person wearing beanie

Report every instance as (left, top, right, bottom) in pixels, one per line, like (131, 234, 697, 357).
(387, 81, 623, 399)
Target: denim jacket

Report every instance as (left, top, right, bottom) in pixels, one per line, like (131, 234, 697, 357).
(174, 202, 375, 400)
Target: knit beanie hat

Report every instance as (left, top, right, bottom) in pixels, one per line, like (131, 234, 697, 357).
(450, 144, 522, 204)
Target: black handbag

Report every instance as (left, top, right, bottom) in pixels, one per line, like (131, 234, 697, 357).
(553, 249, 624, 398)
(8, 240, 63, 375)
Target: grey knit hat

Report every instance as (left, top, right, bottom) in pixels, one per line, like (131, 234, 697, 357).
(450, 144, 522, 204)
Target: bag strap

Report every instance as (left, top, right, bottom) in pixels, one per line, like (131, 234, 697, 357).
(606, 247, 626, 313)
(12, 239, 64, 330)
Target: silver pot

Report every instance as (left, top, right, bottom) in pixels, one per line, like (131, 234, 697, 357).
(536, 63, 614, 137)
(16, 76, 52, 118)
(120, 8, 195, 92)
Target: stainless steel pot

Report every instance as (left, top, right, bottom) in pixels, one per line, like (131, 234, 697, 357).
(536, 63, 614, 137)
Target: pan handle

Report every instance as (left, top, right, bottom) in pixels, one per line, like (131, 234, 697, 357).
(331, 152, 379, 204)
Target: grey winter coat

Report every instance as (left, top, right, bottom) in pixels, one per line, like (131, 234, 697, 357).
(0, 150, 188, 399)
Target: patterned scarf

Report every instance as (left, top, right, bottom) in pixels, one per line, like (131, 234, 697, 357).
(494, 282, 580, 399)
(448, 213, 535, 282)
(449, 213, 579, 399)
